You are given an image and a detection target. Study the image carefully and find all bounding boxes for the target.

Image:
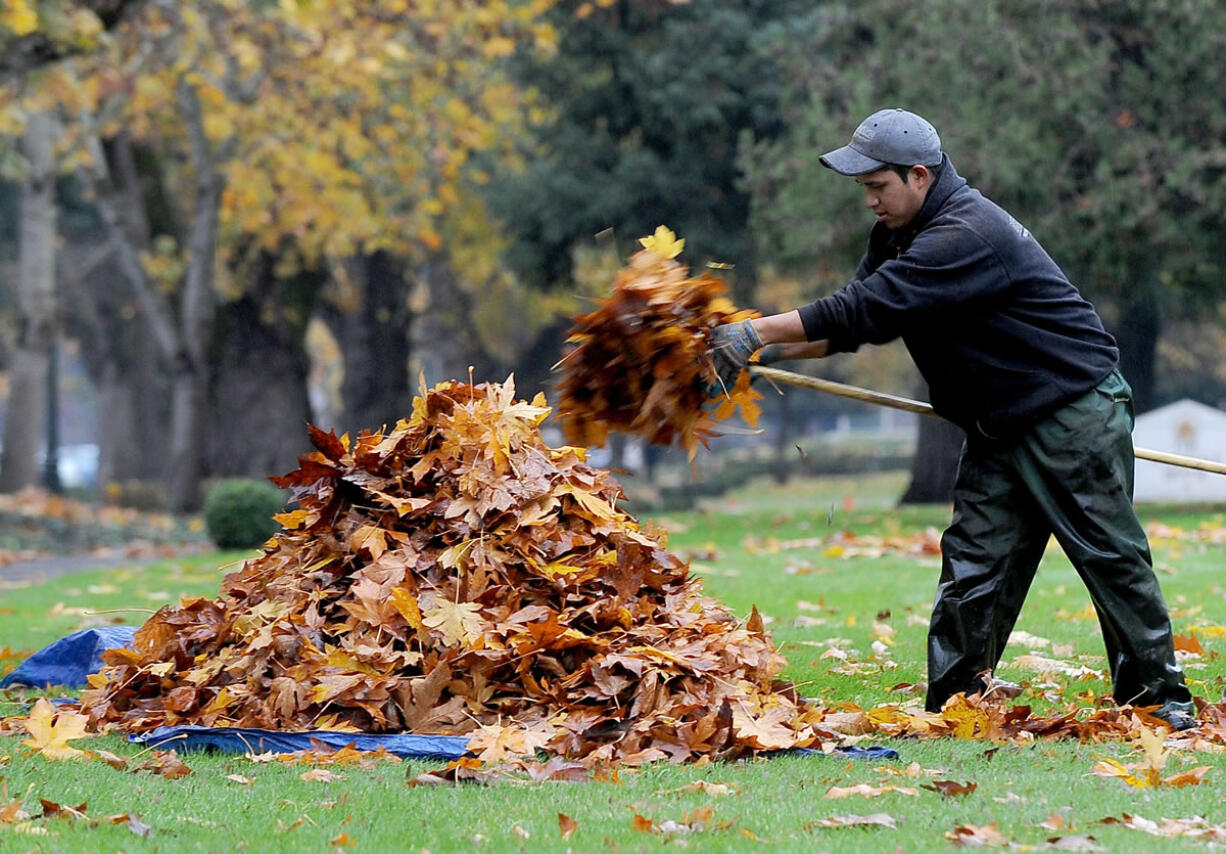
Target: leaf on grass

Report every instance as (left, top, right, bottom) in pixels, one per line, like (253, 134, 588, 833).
(558, 812, 578, 839)
(945, 822, 1011, 847)
(22, 699, 90, 760)
(39, 799, 88, 820)
(1044, 834, 1104, 851)
(807, 813, 897, 830)
(90, 749, 129, 770)
(226, 774, 253, 785)
(1101, 813, 1226, 842)
(300, 768, 342, 783)
(658, 780, 738, 797)
(137, 750, 191, 779)
(922, 779, 977, 797)
(825, 783, 919, 799)
(1172, 633, 1203, 655)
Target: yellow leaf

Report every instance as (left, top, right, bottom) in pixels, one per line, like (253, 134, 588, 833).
(274, 508, 310, 529)
(638, 225, 685, 260)
(1090, 756, 1150, 788)
(389, 587, 425, 632)
(2, 0, 38, 36)
(22, 698, 90, 760)
(422, 599, 485, 647)
(351, 525, 388, 559)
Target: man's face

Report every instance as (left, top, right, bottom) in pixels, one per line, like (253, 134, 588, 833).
(855, 166, 931, 230)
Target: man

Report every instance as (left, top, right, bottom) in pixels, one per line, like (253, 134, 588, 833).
(711, 108, 1196, 728)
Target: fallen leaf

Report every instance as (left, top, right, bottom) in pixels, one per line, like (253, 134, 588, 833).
(558, 812, 578, 839)
(39, 799, 88, 820)
(300, 768, 342, 783)
(137, 751, 191, 779)
(825, 783, 919, 799)
(22, 698, 90, 760)
(923, 779, 977, 797)
(807, 813, 897, 830)
(1044, 834, 1104, 851)
(945, 822, 1011, 847)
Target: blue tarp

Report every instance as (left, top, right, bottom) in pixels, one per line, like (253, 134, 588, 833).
(130, 726, 897, 761)
(5, 629, 901, 762)
(130, 726, 472, 759)
(0, 625, 137, 689)
(129, 725, 902, 759)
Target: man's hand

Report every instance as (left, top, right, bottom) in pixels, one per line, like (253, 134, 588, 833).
(709, 320, 763, 393)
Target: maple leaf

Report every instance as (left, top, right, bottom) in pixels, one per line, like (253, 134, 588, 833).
(730, 702, 801, 751)
(468, 722, 554, 764)
(22, 698, 90, 760)
(638, 225, 685, 259)
(422, 599, 485, 647)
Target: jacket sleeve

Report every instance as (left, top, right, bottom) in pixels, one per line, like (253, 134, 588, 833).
(798, 222, 1009, 351)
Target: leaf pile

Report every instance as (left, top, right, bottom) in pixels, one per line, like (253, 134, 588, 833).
(80, 377, 825, 764)
(554, 226, 762, 458)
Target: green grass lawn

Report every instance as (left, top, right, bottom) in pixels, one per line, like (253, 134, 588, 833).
(2, 473, 1226, 853)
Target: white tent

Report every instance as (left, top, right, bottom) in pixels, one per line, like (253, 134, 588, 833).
(1133, 399, 1226, 503)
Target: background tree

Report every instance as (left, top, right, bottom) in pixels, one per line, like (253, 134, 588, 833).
(489, 0, 808, 300)
(742, 0, 1226, 502)
(6, 0, 556, 508)
(0, 111, 56, 491)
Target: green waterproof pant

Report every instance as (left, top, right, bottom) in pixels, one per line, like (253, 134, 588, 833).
(925, 370, 1192, 712)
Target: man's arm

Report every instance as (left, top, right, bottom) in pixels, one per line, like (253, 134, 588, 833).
(710, 310, 830, 391)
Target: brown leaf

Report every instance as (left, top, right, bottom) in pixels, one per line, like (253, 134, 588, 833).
(40, 799, 88, 820)
(558, 812, 578, 840)
(138, 751, 191, 780)
(923, 779, 977, 797)
(945, 822, 1011, 847)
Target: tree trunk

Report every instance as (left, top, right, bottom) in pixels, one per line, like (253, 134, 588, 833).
(0, 113, 56, 493)
(323, 251, 415, 434)
(166, 80, 223, 512)
(898, 380, 964, 505)
(771, 391, 794, 484)
(207, 259, 319, 479)
(66, 133, 171, 486)
(1113, 283, 1160, 412)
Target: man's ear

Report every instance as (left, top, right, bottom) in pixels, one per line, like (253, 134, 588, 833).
(910, 164, 933, 188)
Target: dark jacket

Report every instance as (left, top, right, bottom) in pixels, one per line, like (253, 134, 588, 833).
(797, 155, 1119, 441)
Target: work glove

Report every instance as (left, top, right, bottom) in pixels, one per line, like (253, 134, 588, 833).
(708, 319, 763, 394)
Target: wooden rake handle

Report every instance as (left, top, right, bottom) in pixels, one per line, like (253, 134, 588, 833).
(750, 365, 1226, 477)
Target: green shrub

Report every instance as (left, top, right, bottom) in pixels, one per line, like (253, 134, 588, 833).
(202, 478, 285, 549)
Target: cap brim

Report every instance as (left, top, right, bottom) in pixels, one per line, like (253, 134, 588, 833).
(819, 145, 887, 176)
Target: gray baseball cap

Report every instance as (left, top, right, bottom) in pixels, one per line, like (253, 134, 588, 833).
(820, 108, 942, 175)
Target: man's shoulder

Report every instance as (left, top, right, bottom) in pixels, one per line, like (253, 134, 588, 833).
(930, 186, 1038, 252)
